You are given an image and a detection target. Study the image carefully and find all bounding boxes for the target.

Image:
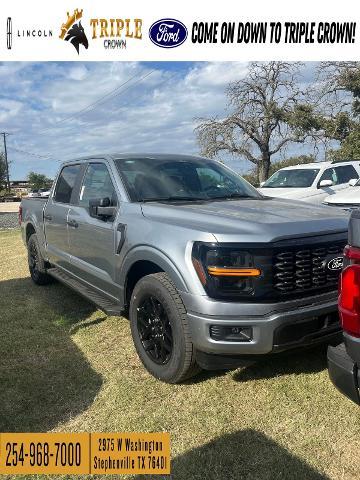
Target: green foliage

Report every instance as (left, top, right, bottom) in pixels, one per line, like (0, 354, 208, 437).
(28, 171, 52, 190)
(243, 155, 316, 186)
(318, 63, 360, 160)
(329, 126, 360, 160)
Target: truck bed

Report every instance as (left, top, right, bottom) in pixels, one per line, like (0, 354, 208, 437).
(21, 197, 48, 245)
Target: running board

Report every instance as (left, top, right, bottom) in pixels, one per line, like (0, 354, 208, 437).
(47, 267, 123, 316)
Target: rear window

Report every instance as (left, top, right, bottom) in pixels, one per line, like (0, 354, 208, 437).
(54, 165, 81, 204)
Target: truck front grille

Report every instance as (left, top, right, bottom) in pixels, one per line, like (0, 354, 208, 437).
(273, 241, 345, 294)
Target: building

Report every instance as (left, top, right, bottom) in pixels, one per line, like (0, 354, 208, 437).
(9, 180, 30, 194)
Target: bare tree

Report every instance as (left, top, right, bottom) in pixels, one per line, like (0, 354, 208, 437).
(195, 62, 311, 183)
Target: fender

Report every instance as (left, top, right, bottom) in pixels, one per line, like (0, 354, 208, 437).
(119, 245, 189, 294)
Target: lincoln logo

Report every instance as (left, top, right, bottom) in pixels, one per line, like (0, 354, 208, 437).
(7, 17, 12, 49)
(327, 256, 344, 271)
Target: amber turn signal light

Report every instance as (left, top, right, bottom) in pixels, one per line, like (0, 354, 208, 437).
(207, 267, 261, 277)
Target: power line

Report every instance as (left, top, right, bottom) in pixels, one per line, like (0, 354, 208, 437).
(4, 69, 178, 169)
(37, 70, 155, 134)
(8, 145, 53, 159)
(59, 70, 179, 133)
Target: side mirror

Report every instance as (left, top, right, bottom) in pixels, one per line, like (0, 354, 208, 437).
(319, 179, 333, 188)
(259, 181, 265, 187)
(89, 197, 116, 220)
(349, 178, 358, 187)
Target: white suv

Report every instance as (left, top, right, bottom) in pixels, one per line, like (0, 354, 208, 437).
(259, 161, 360, 204)
(323, 178, 360, 211)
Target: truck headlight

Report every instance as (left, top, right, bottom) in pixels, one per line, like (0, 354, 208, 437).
(191, 242, 262, 300)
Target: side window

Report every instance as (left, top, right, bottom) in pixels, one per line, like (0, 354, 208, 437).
(197, 167, 223, 189)
(334, 165, 358, 184)
(54, 165, 81, 204)
(79, 163, 117, 207)
(319, 168, 337, 186)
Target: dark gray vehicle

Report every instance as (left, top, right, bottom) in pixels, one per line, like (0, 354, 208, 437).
(20, 154, 349, 383)
(328, 210, 360, 404)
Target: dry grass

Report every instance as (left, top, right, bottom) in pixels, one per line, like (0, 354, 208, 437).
(1, 229, 360, 479)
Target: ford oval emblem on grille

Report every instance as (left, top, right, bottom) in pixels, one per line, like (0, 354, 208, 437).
(149, 18, 188, 48)
(326, 256, 344, 271)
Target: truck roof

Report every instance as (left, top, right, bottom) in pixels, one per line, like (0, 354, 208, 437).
(277, 160, 360, 171)
(61, 153, 207, 164)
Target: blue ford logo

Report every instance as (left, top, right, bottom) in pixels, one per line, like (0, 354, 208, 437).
(149, 18, 187, 48)
(327, 256, 344, 271)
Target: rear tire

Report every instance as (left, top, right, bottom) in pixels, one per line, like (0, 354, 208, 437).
(129, 272, 200, 383)
(28, 233, 53, 285)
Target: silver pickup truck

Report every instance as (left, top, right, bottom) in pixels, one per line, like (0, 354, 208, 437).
(20, 154, 349, 383)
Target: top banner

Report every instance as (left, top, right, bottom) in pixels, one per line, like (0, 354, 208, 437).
(0, 0, 359, 61)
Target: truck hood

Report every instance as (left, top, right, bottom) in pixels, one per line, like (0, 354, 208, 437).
(141, 197, 349, 243)
(259, 187, 314, 199)
(325, 187, 360, 205)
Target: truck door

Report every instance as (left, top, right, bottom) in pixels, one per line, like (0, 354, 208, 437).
(66, 161, 120, 299)
(44, 164, 83, 270)
(317, 165, 359, 200)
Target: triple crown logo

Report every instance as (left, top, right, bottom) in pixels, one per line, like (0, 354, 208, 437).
(59, 9, 88, 54)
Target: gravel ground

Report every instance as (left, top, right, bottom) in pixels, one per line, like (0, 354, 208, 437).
(0, 201, 21, 213)
(0, 212, 19, 229)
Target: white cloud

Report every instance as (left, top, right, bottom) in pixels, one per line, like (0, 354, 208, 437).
(0, 61, 319, 179)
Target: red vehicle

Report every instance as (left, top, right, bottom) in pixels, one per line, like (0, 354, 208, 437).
(328, 210, 360, 404)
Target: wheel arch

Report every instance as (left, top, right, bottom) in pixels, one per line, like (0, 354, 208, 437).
(121, 247, 189, 308)
(25, 222, 36, 244)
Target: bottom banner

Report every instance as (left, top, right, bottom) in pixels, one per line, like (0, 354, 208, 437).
(0, 432, 170, 475)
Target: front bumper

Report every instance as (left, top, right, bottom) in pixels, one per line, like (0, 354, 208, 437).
(181, 290, 342, 368)
(327, 343, 360, 405)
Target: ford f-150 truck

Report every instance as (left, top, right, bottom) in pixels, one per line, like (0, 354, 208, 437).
(20, 154, 349, 383)
(328, 210, 360, 403)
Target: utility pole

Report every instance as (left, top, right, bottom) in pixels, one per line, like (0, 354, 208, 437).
(1, 132, 10, 192)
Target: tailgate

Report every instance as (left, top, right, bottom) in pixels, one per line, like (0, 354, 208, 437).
(349, 210, 360, 248)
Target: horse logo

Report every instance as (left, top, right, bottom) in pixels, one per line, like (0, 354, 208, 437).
(65, 21, 88, 54)
(59, 9, 89, 54)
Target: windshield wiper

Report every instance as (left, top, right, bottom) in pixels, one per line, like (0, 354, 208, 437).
(208, 193, 255, 200)
(141, 195, 207, 203)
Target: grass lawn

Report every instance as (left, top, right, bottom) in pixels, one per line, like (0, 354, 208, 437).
(1, 229, 360, 479)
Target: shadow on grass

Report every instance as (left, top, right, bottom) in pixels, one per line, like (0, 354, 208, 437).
(135, 429, 329, 480)
(233, 345, 329, 383)
(0, 277, 103, 432)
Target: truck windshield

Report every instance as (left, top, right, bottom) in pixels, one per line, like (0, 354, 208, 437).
(261, 168, 320, 188)
(115, 157, 262, 202)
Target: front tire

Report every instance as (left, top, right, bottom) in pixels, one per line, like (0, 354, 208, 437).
(28, 233, 53, 285)
(129, 272, 200, 383)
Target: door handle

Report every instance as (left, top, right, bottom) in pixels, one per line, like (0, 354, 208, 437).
(44, 214, 52, 221)
(67, 220, 78, 228)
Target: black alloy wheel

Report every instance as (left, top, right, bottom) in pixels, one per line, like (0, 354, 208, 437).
(137, 295, 173, 364)
(28, 239, 39, 276)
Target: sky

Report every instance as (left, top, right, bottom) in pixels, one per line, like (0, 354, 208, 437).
(0, 61, 322, 180)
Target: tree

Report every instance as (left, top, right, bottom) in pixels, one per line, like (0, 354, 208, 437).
(195, 62, 314, 183)
(242, 154, 315, 186)
(313, 62, 360, 160)
(28, 171, 52, 190)
(0, 153, 7, 191)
